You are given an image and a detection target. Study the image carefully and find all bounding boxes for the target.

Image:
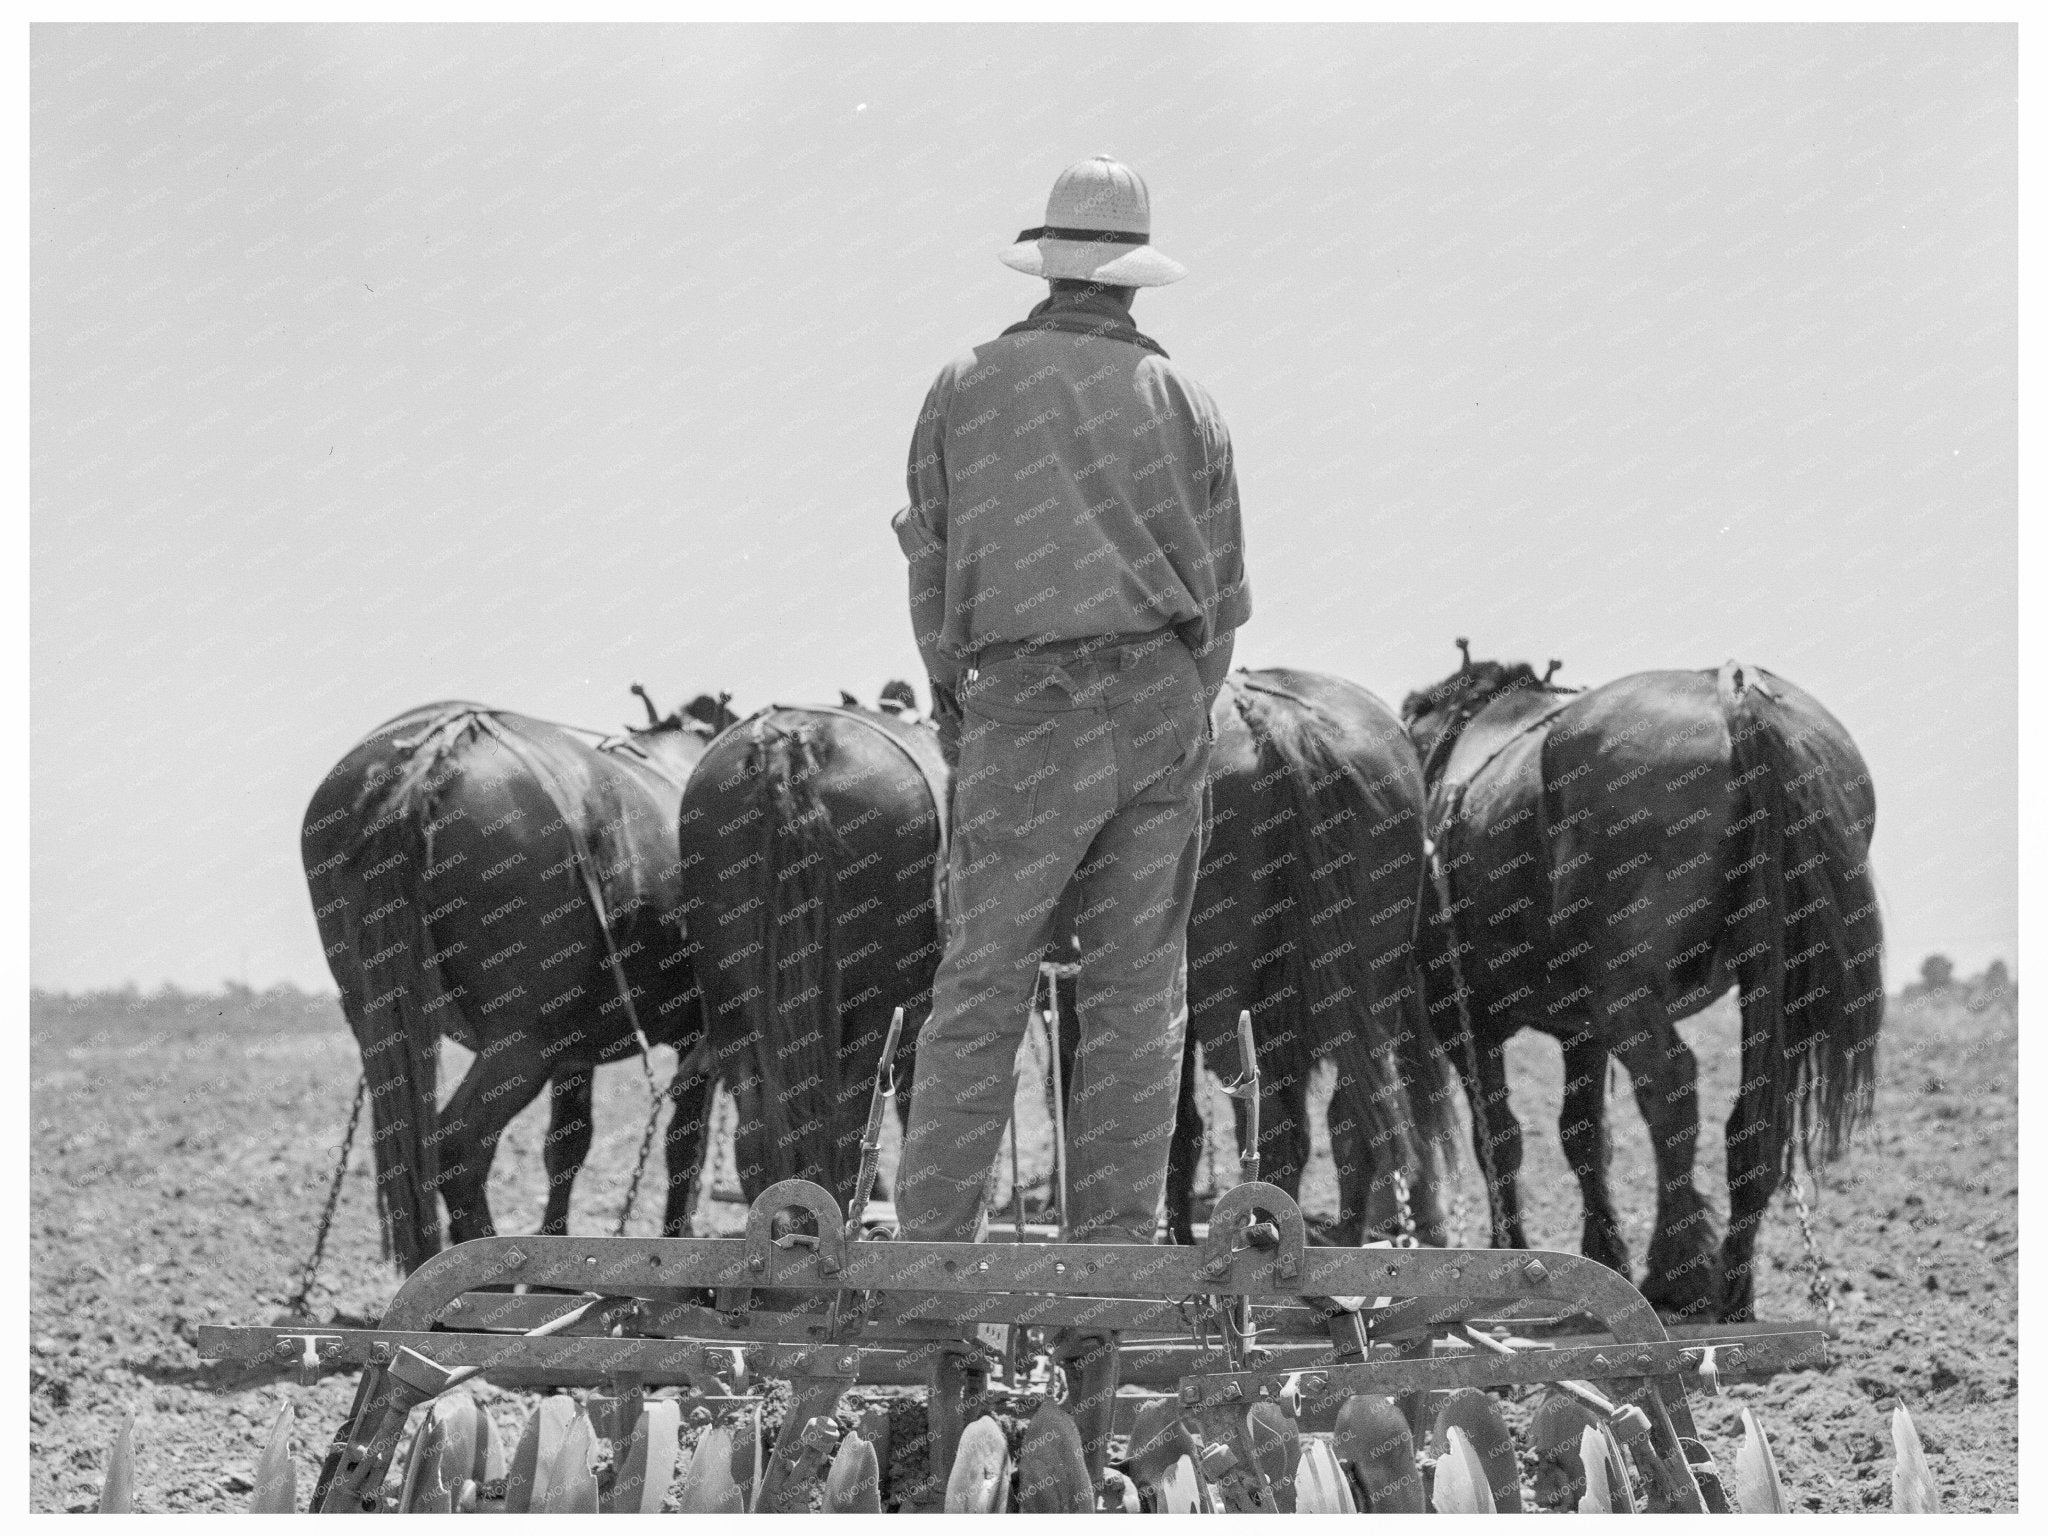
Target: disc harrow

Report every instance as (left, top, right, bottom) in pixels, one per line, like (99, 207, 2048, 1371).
(162, 1173, 1943, 1513)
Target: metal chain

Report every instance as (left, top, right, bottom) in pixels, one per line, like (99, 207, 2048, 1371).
(1784, 1167, 1837, 1321)
(612, 1049, 670, 1236)
(287, 1074, 366, 1315)
(1201, 1049, 1227, 1200)
(1390, 1167, 1418, 1248)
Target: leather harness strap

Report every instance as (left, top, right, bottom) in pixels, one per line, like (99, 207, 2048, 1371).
(382, 706, 663, 1079)
(466, 712, 657, 1061)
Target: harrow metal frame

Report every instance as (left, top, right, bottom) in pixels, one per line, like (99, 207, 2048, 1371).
(196, 1177, 1827, 1512)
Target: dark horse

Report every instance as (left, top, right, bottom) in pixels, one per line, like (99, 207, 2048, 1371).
(680, 678, 1457, 1250)
(1402, 644, 1883, 1320)
(673, 702, 949, 1209)
(303, 687, 738, 1273)
(1167, 668, 1461, 1247)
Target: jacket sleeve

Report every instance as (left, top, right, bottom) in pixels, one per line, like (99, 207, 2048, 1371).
(1185, 412, 1250, 699)
(896, 375, 957, 693)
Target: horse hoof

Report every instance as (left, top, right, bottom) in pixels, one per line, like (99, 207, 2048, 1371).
(1641, 1257, 1722, 1320)
(1581, 1226, 1632, 1278)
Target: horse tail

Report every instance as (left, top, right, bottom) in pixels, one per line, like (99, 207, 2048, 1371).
(1719, 666, 1885, 1178)
(737, 721, 850, 1197)
(324, 712, 483, 1273)
(1238, 686, 1459, 1189)
(326, 795, 442, 1274)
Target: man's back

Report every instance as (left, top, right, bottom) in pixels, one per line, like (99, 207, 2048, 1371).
(896, 293, 1249, 669)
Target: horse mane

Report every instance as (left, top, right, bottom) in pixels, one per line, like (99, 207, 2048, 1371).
(681, 691, 739, 734)
(1400, 657, 1547, 724)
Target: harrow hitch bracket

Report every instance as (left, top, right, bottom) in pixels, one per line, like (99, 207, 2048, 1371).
(1199, 1182, 1306, 1282)
(743, 1179, 847, 1278)
(273, 1332, 344, 1387)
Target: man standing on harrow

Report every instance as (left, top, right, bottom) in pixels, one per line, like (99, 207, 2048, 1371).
(890, 154, 1250, 1487)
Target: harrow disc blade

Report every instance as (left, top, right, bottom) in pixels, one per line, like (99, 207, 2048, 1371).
(250, 1403, 297, 1513)
(504, 1394, 578, 1513)
(1431, 1387, 1521, 1512)
(1246, 1401, 1301, 1513)
(98, 1409, 136, 1513)
(1679, 1434, 1731, 1514)
(1294, 1439, 1357, 1513)
(1332, 1393, 1424, 1513)
(1735, 1406, 1788, 1515)
(824, 1431, 883, 1513)
(604, 1398, 682, 1515)
(1124, 1397, 1196, 1509)
(1530, 1390, 1627, 1513)
(1017, 1402, 1092, 1512)
(946, 1415, 1014, 1513)
(1577, 1427, 1612, 1514)
(1598, 1422, 1640, 1514)
(1102, 1468, 1142, 1513)
(410, 1393, 483, 1513)
(1890, 1404, 1941, 1513)
(677, 1422, 745, 1513)
(478, 1408, 507, 1486)
(1432, 1426, 1496, 1514)
(1156, 1455, 1210, 1514)
(395, 1402, 448, 1513)
(536, 1407, 599, 1514)
(857, 1405, 890, 1503)
(745, 1401, 768, 1509)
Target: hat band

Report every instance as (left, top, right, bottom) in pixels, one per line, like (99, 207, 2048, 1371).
(1016, 225, 1150, 245)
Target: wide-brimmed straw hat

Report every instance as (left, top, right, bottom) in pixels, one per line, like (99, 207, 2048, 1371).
(998, 154, 1186, 288)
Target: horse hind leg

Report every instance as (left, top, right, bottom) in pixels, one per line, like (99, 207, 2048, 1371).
(1558, 1031, 1630, 1277)
(1469, 1039, 1529, 1250)
(1325, 1094, 1380, 1246)
(1442, 1035, 1529, 1249)
(435, 1029, 550, 1246)
(1325, 1073, 1415, 1246)
(539, 1067, 594, 1236)
(1718, 999, 1786, 1324)
(661, 1040, 719, 1239)
(1610, 1014, 1722, 1318)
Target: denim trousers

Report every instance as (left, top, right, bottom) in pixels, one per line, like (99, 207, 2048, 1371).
(896, 632, 1213, 1246)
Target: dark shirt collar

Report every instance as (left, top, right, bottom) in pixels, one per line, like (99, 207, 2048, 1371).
(1028, 290, 1136, 325)
(1003, 289, 1168, 359)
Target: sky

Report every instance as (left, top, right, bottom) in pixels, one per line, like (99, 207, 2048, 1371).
(30, 23, 2015, 991)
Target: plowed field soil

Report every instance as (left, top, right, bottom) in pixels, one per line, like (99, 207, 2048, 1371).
(28, 977, 2016, 1511)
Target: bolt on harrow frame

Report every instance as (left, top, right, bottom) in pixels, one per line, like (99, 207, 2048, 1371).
(195, 1175, 1828, 1513)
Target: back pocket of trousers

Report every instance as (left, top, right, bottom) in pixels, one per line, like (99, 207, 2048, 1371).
(958, 709, 1061, 840)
